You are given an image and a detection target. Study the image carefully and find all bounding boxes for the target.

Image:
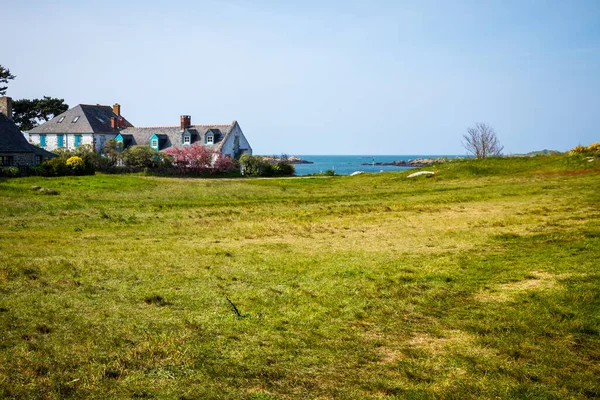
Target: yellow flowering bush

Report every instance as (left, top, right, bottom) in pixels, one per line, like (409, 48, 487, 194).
(66, 156, 84, 168)
(587, 142, 600, 152)
(570, 145, 588, 154)
(570, 143, 600, 155)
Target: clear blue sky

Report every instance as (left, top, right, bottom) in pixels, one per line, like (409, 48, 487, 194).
(3, 0, 600, 155)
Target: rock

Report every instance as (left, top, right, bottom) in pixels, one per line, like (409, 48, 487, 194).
(360, 157, 452, 167)
(30, 186, 42, 190)
(407, 171, 435, 178)
(350, 171, 364, 176)
(261, 156, 314, 164)
(39, 188, 59, 195)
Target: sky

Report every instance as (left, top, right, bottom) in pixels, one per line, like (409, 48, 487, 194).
(3, 0, 600, 155)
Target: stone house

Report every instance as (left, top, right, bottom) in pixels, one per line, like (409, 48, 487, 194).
(29, 103, 252, 158)
(0, 96, 56, 170)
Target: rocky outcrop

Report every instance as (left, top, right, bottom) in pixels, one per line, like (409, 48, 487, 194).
(262, 156, 314, 164)
(360, 157, 453, 167)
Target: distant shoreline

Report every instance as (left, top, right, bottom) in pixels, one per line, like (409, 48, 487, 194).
(360, 157, 455, 168)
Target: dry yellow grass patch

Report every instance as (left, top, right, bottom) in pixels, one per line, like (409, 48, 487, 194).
(407, 330, 484, 354)
(474, 271, 569, 303)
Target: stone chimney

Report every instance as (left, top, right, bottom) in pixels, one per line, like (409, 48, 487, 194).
(117, 116, 125, 128)
(113, 103, 121, 116)
(0, 96, 13, 120)
(111, 117, 118, 129)
(180, 115, 191, 130)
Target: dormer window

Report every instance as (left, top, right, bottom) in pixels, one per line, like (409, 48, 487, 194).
(150, 133, 160, 150)
(72, 116, 80, 123)
(183, 135, 191, 145)
(57, 116, 65, 123)
(206, 134, 214, 145)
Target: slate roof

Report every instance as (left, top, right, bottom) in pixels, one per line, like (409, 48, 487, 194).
(119, 122, 236, 152)
(0, 113, 56, 158)
(28, 104, 133, 134)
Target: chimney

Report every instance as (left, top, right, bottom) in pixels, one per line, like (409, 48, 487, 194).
(111, 117, 118, 129)
(180, 115, 191, 130)
(0, 96, 13, 120)
(117, 116, 125, 128)
(113, 103, 121, 116)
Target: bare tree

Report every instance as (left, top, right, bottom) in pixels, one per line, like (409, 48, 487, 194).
(462, 122, 504, 158)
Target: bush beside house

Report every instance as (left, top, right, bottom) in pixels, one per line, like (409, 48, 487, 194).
(239, 154, 295, 177)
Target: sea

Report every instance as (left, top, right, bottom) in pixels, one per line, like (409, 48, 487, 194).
(291, 155, 462, 176)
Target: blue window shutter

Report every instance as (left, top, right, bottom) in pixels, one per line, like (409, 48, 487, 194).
(75, 135, 81, 147)
(58, 135, 64, 147)
(40, 135, 46, 147)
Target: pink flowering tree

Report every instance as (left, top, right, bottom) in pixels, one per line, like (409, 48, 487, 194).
(165, 144, 235, 174)
(212, 152, 236, 174)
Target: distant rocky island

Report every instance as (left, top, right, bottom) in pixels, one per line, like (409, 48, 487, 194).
(510, 149, 561, 157)
(261, 156, 314, 164)
(360, 157, 454, 168)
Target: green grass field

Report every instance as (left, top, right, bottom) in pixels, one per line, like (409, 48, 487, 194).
(1, 154, 599, 399)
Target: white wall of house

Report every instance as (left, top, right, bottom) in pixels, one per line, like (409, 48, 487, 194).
(29, 133, 111, 152)
(220, 124, 252, 157)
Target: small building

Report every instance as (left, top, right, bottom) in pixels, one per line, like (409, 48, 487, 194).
(0, 96, 56, 170)
(28, 103, 133, 152)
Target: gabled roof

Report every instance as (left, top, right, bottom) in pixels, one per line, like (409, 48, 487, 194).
(29, 104, 133, 134)
(0, 113, 39, 153)
(119, 122, 236, 151)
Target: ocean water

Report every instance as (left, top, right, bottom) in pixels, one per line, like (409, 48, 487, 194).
(292, 155, 461, 176)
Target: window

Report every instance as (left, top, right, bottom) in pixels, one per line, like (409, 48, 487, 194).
(40, 135, 47, 147)
(75, 135, 81, 147)
(151, 139, 158, 148)
(35, 155, 42, 165)
(72, 116, 80, 123)
(57, 135, 64, 147)
(0, 156, 14, 166)
(184, 135, 191, 145)
(57, 116, 65, 123)
(206, 135, 213, 145)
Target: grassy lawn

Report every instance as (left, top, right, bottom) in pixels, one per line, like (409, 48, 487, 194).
(1, 154, 599, 399)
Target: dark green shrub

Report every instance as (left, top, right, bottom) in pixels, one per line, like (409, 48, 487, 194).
(272, 161, 295, 176)
(240, 154, 272, 176)
(41, 158, 69, 176)
(0, 167, 20, 177)
(121, 146, 172, 168)
(239, 155, 295, 177)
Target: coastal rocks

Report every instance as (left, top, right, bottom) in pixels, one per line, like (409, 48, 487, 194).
(407, 171, 435, 178)
(262, 156, 313, 164)
(350, 171, 364, 176)
(361, 157, 451, 167)
(286, 156, 313, 164)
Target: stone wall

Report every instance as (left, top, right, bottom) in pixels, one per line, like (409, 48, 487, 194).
(0, 152, 39, 168)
